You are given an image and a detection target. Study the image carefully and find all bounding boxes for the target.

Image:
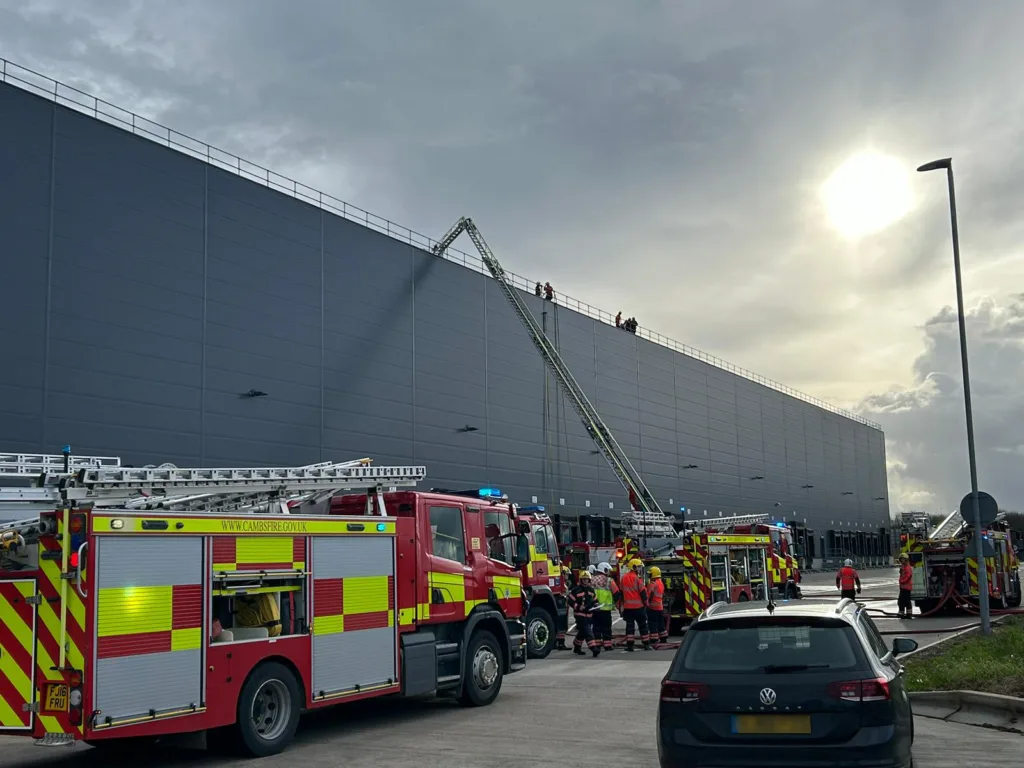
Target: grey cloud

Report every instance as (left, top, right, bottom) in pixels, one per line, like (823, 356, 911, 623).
(859, 294, 1024, 513)
(3, 0, 1024, 510)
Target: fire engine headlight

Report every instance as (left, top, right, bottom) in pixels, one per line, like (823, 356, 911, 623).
(69, 689, 82, 707)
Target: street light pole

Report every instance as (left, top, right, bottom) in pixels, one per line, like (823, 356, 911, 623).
(916, 158, 990, 635)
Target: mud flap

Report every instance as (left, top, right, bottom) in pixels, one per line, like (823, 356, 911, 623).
(0, 579, 38, 731)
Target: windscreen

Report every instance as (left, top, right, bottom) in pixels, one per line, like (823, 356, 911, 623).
(674, 618, 862, 674)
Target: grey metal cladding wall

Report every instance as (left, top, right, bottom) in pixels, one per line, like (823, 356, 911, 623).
(0, 81, 890, 533)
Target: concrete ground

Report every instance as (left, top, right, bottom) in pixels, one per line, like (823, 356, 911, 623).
(2, 637, 1021, 767)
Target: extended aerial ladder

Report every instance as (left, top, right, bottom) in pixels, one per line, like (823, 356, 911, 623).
(930, 508, 967, 540)
(1, 448, 427, 551)
(686, 512, 770, 533)
(431, 217, 678, 545)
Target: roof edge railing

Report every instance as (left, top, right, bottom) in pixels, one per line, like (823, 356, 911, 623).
(0, 56, 881, 431)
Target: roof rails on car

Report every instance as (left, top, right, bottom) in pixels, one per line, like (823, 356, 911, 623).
(835, 598, 856, 614)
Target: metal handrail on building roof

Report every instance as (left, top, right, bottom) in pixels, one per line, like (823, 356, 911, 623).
(0, 56, 881, 431)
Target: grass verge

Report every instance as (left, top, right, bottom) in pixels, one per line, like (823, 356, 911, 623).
(904, 616, 1024, 697)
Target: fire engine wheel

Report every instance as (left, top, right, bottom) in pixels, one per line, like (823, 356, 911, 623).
(235, 662, 302, 758)
(525, 607, 556, 659)
(458, 629, 504, 707)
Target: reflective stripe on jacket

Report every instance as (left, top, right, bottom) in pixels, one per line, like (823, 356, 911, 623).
(647, 578, 665, 611)
(837, 566, 859, 591)
(899, 563, 913, 589)
(620, 570, 647, 609)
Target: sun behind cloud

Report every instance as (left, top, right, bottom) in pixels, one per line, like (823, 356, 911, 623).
(822, 152, 914, 239)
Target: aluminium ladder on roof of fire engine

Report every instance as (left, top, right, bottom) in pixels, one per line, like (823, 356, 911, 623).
(0, 453, 427, 544)
(431, 217, 675, 542)
(931, 508, 966, 540)
(686, 512, 770, 533)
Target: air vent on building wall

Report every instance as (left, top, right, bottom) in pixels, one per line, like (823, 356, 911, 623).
(240, 389, 268, 399)
(457, 425, 479, 433)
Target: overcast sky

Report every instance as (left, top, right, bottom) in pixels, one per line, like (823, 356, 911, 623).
(2, 0, 1022, 516)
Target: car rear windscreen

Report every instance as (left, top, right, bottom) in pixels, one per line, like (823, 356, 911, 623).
(674, 617, 862, 673)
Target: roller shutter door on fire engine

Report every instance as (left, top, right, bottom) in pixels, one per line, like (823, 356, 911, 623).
(311, 536, 396, 699)
(93, 537, 203, 724)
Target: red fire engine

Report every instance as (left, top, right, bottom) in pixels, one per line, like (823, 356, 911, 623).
(0, 451, 526, 757)
(410, 487, 569, 658)
(688, 513, 802, 599)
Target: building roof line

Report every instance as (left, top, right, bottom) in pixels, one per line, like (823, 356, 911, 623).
(0, 56, 881, 431)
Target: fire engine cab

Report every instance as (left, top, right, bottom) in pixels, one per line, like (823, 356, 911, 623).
(0, 450, 526, 757)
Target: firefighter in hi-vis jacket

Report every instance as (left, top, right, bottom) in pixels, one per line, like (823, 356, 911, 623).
(620, 558, 652, 651)
(591, 562, 620, 652)
(568, 570, 602, 657)
(646, 566, 668, 645)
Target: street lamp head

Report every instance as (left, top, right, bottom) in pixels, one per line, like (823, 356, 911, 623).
(917, 158, 952, 173)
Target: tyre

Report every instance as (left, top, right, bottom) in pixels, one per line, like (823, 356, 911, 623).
(458, 629, 504, 707)
(233, 661, 302, 758)
(525, 607, 556, 659)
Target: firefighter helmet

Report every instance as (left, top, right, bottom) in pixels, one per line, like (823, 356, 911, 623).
(579, 569, 592, 580)
(844, 558, 853, 567)
(597, 562, 613, 575)
(898, 553, 909, 562)
(628, 558, 643, 569)
(648, 566, 662, 578)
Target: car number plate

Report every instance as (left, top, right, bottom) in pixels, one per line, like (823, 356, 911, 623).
(731, 714, 811, 734)
(44, 683, 69, 713)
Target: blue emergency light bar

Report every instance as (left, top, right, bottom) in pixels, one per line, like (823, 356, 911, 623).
(776, 522, 786, 527)
(519, 505, 546, 513)
(478, 488, 503, 498)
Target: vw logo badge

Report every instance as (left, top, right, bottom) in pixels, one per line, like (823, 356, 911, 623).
(759, 688, 777, 706)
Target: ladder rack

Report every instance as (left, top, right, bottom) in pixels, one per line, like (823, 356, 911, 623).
(432, 217, 677, 538)
(686, 513, 770, 532)
(930, 508, 966, 540)
(0, 451, 122, 475)
(0, 453, 426, 528)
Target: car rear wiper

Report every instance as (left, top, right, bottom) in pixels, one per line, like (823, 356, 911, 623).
(759, 664, 831, 673)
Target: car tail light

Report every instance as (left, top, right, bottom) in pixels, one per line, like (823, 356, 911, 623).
(661, 680, 709, 702)
(826, 678, 891, 702)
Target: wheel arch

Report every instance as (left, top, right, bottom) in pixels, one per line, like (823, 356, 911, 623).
(463, 608, 511, 672)
(238, 655, 308, 715)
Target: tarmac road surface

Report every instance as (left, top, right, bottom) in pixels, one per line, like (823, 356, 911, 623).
(1, 643, 1020, 767)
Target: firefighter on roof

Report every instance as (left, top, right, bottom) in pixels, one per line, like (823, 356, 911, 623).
(569, 570, 602, 656)
(836, 558, 862, 601)
(591, 562, 619, 652)
(620, 558, 652, 651)
(646, 565, 668, 645)
(897, 553, 914, 619)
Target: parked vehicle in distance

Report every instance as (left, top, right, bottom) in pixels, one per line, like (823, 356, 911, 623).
(657, 598, 916, 768)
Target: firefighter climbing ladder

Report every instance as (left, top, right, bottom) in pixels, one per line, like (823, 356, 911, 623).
(431, 217, 675, 540)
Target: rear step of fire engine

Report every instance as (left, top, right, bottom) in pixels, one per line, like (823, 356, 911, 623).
(431, 217, 679, 544)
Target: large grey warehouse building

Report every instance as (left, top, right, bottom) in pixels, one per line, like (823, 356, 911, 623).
(0, 64, 891, 561)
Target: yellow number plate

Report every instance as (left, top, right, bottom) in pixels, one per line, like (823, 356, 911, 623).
(44, 684, 69, 713)
(732, 714, 811, 735)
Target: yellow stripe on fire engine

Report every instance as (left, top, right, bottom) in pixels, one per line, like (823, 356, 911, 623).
(171, 627, 202, 651)
(236, 536, 292, 565)
(491, 574, 521, 598)
(314, 615, 345, 636)
(343, 576, 391, 615)
(707, 535, 769, 545)
(399, 607, 416, 626)
(429, 571, 466, 604)
(98, 586, 173, 636)
(90, 514, 397, 537)
(0, 582, 33, 728)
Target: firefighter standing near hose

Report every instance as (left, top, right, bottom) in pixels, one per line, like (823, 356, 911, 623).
(568, 570, 602, 657)
(620, 558, 652, 651)
(836, 558, 862, 601)
(897, 553, 914, 619)
(591, 562, 619, 652)
(646, 566, 668, 645)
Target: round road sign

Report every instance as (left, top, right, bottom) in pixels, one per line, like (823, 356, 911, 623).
(959, 491, 999, 527)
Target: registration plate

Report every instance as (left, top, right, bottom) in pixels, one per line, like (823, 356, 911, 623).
(731, 714, 811, 735)
(44, 683, 69, 713)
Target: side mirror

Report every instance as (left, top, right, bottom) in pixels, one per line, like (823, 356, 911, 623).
(513, 534, 530, 566)
(891, 637, 918, 657)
